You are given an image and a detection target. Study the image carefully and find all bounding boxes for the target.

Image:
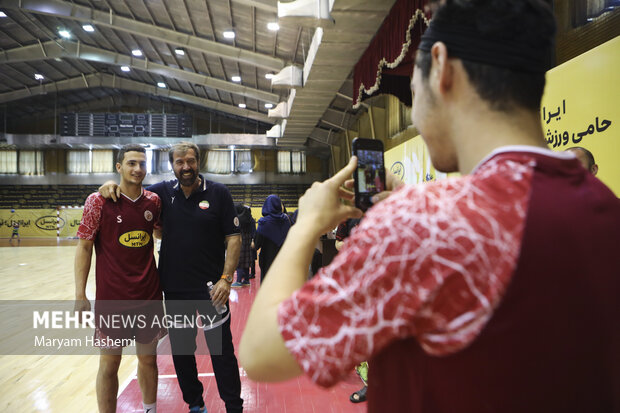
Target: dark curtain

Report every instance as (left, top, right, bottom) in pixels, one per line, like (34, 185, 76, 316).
(353, 0, 429, 108)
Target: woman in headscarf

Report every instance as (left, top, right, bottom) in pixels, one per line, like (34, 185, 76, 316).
(232, 203, 256, 288)
(254, 194, 291, 283)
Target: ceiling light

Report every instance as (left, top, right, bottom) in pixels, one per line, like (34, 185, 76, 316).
(231, 76, 241, 82)
(59, 30, 71, 38)
(82, 24, 95, 32)
(238, 103, 246, 109)
(267, 22, 280, 31)
(132, 49, 143, 57)
(174, 48, 185, 56)
(265, 73, 275, 79)
(223, 30, 235, 39)
(157, 82, 166, 88)
(120, 66, 130, 72)
(0, 11, 7, 18)
(265, 103, 274, 109)
(34, 73, 44, 80)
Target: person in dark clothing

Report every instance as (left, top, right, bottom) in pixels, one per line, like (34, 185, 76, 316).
(335, 218, 361, 252)
(254, 195, 291, 283)
(232, 203, 256, 288)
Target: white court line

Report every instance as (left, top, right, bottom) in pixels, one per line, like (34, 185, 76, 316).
(124, 368, 247, 382)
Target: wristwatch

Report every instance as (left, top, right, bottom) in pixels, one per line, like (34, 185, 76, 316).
(221, 274, 233, 283)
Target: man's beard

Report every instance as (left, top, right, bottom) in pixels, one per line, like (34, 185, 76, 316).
(176, 169, 197, 186)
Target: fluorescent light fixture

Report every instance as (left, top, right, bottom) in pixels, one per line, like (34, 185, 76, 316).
(238, 103, 246, 109)
(265, 103, 274, 109)
(120, 66, 130, 72)
(59, 30, 71, 38)
(132, 49, 143, 57)
(82, 24, 95, 32)
(0, 11, 7, 17)
(267, 22, 280, 31)
(34, 73, 44, 80)
(223, 30, 235, 39)
(231, 76, 241, 82)
(175, 48, 185, 56)
(265, 73, 275, 79)
(157, 82, 166, 88)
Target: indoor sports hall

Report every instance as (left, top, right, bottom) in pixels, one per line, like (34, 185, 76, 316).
(1, 0, 618, 411)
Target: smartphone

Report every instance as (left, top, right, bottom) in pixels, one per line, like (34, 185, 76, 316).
(352, 138, 386, 211)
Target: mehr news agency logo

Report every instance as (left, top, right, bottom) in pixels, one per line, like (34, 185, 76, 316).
(31, 309, 221, 349)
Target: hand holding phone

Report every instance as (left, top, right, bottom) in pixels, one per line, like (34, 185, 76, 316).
(352, 138, 386, 211)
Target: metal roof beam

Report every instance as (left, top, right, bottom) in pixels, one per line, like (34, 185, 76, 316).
(231, 0, 277, 13)
(0, 40, 279, 104)
(0, 73, 274, 124)
(0, 0, 286, 71)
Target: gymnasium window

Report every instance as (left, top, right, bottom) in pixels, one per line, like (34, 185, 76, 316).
(234, 150, 254, 174)
(202, 148, 255, 175)
(18, 150, 44, 175)
(0, 150, 18, 174)
(205, 149, 232, 174)
(573, 0, 619, 26)
(67, 150, 114, 174)
(278, 151, 306, 174)
(157, 149, 172, 173)
(92, 150, 114, 173)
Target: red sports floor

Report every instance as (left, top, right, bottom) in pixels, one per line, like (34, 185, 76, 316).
(116, 274, 367, 413)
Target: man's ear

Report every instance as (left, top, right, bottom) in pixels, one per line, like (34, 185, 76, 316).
(115, 162, 122, 173)
(431, 42, 453, 95)
(590, 164, 598, 176)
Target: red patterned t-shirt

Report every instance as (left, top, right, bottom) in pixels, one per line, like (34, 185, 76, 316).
(278, 148, 562, 387)
(77, 190, 162, 301)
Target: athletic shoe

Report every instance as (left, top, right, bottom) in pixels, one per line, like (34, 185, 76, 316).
(188, 406, 206, 413)
(231, 282, 246, 288)
(241, 280, 251, 286)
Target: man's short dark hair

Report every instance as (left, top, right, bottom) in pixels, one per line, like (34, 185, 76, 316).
(415, 0, 556, 112)
(117, 144, 146, 164)
(169, 141, 200, 165)
(567, 146, 596, 169)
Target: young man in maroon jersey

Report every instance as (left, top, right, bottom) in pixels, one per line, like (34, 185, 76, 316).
(75, 144, 165, 413)
(240, 1, 619, 412)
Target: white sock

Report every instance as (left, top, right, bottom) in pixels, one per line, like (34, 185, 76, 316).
(143, 402, 156, 413)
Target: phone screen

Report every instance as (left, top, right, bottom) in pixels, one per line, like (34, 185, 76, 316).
(355, 148, 386, 210)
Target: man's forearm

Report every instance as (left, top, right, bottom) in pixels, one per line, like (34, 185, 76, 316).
(74, 241, 93, 299)
(223, 235, 241, 276)
(239, 223, 316, 380)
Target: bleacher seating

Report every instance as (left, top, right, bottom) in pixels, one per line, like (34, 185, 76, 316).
(0, 184, 308, 210)
(0, 185, 98, 209)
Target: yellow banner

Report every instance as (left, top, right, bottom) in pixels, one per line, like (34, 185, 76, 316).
(0, 209, 59, 238)
(59, 208, 84, 238)
(541, 36, 619, 196)
(385, 135, 455, 185)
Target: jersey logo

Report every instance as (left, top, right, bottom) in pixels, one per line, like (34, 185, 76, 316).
(117, 215, 122, 223)
(171, 196, 175, 204)
(199, 200, 210, 210)
(233, 216, 240, 227)
(144, 210, 153, 221)
(119, 230, 151, 248)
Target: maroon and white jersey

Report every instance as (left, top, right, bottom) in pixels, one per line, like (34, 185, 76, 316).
(77, 190, 162, 301)
(277, 145, 620, 406)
